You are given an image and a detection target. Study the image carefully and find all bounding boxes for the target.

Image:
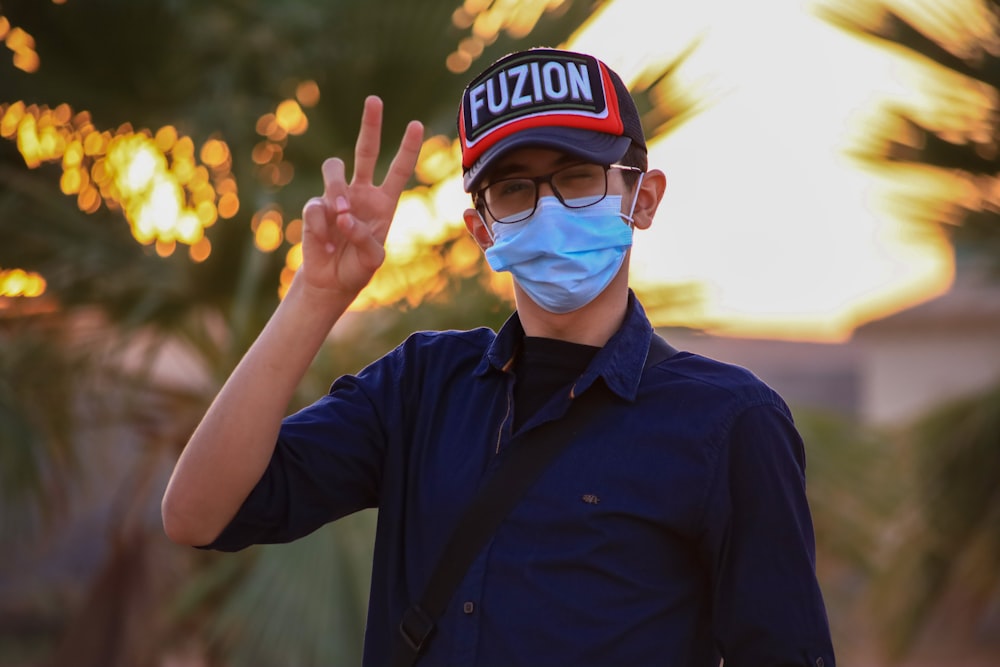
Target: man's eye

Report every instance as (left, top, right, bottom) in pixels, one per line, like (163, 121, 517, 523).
(496, 180, 532, 197)
(559, 167, 600, 183)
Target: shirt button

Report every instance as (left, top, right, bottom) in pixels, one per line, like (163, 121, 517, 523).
(462, 601, 475, 614)
(816, 658, 825, 667)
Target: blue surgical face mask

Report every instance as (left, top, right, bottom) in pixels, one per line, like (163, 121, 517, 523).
(484, 190, 639, 314)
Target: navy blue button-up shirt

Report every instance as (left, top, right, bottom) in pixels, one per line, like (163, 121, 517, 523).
(205, 293, 835, 666)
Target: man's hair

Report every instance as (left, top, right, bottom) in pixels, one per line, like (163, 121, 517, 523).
(618, 143, 649, 187)
(618, 142, 648, 189)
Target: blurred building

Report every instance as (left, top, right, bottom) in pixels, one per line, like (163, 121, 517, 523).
(658, 267, 1000, 426)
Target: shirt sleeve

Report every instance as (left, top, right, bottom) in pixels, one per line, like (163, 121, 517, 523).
(700, 401, 836, 667)
(199, 352, 397, 552)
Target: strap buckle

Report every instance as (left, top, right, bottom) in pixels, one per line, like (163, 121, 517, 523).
(398, 605, 436, 654)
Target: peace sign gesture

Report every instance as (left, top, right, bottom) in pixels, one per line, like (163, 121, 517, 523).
(300, 96, 424, 301)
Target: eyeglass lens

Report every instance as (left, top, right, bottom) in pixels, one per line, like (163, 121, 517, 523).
(482, 163, 609, 224)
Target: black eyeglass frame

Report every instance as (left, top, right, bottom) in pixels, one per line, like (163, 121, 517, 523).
(474, 163, 644, 224)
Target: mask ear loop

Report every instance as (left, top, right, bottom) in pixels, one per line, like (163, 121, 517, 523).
(621, 171, 645, 228)
(473, 198, 497, 243)
(481, 212, 497, 244)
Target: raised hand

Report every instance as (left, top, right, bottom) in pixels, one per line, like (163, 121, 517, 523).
(300, 96, 424, 300)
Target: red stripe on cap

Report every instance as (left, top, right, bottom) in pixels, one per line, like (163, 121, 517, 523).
(599, 63, 625, 129)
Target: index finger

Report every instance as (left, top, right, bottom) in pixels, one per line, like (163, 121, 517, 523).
(352, 95, 383, 185)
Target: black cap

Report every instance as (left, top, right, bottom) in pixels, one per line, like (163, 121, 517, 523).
(458, 48, 646, 192)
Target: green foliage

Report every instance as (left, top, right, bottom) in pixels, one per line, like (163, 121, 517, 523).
(869, 382, 1000, 655)
(791, 408, 899, 657)
(0, 324, 81, 539)
(795, 409, 901, 571)
(178, 512, 376, 667)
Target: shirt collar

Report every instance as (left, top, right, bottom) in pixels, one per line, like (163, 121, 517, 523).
(474, 290, 654, 402)
(474, 310, 524, 378)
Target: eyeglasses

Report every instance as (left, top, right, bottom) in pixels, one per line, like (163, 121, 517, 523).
(476, 163, 644, 224)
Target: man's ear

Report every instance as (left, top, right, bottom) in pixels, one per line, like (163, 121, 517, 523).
(631, 168, 666, 231)
(464, 208, 493, 250)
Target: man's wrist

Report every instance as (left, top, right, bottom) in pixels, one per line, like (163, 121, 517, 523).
(285, 273, 358, 319)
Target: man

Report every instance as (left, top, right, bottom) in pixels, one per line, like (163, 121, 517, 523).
(162, 48, 836, 666)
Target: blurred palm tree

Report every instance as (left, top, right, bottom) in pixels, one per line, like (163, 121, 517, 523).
(790, 408, 905, 656)
(816, 0, 1000, 659)
(0, 1, 705, 665)
(817, 0, 1000, 271)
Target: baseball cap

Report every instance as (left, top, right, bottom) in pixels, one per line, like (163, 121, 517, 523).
(459, 47, 646, 192)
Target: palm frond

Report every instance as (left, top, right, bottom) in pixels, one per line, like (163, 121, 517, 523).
(198, 513, 376, 667)
(867, 381, 1000, 655)
(815, 0, 1000, 272)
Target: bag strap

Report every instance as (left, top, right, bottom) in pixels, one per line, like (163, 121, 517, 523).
(393, 333, 678, 666)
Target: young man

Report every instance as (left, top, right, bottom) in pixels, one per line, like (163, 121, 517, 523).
(162, 48, 836, 666)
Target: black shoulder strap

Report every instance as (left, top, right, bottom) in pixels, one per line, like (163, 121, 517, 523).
(392, 332, 678, 666)
(646, 331, 678, 367)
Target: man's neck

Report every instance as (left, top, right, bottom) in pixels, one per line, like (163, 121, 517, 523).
(515, 279, 630, 347)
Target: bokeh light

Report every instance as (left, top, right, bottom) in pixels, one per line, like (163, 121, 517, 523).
(446, 0, 572, 73)
(253, 88, 314, 197)
(1, 20, 40, 73)
(0, 268, 47, 298)
(0, 101, 239, 258)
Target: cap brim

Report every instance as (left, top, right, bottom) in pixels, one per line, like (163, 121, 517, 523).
(463, 128, 631, 192)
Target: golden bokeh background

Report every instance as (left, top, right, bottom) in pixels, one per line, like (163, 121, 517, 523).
(3, 0, 992, 342)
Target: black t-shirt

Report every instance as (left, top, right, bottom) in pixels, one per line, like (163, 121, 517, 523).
(512, 336, 600, 433)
